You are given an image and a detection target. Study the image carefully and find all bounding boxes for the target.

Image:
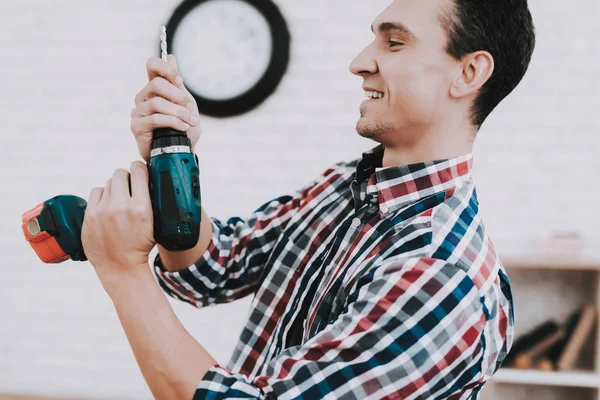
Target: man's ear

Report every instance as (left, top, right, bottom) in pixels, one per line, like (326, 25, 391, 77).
(450, 51, 494, 99)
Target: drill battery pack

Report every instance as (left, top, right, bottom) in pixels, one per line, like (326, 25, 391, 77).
(21, 195, 88, 263)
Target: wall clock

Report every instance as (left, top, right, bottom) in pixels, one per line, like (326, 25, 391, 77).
(163, 0, 291, 118)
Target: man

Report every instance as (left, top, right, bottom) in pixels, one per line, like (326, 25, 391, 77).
(82, 0, 535, 398)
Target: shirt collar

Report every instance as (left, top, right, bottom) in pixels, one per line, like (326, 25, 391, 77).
(354, 144, 474, 215)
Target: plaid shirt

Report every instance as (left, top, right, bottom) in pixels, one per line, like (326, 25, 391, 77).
(154, 144, 514, 400)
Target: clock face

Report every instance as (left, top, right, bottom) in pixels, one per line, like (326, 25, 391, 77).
(172, 0, 273, 101)
(165, 0, 290, 117)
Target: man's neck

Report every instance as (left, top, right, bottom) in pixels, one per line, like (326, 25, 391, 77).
(381, 135, 474, 168)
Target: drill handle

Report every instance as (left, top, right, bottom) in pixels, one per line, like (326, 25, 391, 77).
(148, 149, 202, 251)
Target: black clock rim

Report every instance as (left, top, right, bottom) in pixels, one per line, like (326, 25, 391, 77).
(163, 0, 290, 118)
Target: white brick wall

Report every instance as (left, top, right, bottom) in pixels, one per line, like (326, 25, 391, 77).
(0, 0, 598, 398)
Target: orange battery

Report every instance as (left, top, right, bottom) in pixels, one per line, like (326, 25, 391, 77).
(22, 202, 69, 263)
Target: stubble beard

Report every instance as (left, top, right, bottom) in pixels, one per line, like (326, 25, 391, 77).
(356, 111, 395, 140)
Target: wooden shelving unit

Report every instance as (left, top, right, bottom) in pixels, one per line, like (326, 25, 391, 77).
(482, 238, 600, 400)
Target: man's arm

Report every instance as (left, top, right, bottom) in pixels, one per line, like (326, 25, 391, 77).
(153, 162, 347, 309)
(80, 163, 218, 399)
(102, 267, 216, 400)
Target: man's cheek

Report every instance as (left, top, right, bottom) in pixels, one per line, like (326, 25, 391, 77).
(392, 85, 429, 122)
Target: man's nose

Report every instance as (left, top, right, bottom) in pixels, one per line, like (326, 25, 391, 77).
(349, 44, 378, 77)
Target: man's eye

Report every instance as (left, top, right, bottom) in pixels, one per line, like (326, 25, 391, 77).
(387, 41, 404, 48)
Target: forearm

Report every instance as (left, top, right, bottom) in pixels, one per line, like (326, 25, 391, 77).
(102, 267, 217, 400)
(158, 208, 213, 272)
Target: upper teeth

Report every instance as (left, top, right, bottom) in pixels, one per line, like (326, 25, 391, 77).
(365, 90, 384, 99)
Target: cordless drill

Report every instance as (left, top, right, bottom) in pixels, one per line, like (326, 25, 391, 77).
(21, 26, 202, 263)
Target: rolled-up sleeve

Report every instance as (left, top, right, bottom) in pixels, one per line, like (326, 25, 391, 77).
(193, 258, 491, 399)
(153, 163, 345, 308)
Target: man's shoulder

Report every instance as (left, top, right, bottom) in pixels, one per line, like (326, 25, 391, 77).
(320, 157, 361, 178)
(306, 157, 360, 190)
(428, 179, 482, 255)
(427, 180, 506, 293)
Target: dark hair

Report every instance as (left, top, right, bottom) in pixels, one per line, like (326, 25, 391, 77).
(439, 0, 536, 129)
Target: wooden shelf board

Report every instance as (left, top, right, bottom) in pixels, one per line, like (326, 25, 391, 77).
(502, 257, 600, 271)
(497, 239, 600, 271)
(493, 368, 600, 388)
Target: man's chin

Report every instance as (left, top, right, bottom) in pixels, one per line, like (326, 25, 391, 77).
(356, 123, 378, 140)
(356, 117, 377, 139)
(356, 117, 394, 140)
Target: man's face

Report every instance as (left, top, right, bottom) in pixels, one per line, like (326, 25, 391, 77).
(350, 0, 458, 145)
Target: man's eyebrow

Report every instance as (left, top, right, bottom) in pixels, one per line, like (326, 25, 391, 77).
(371, 22, 416, 40)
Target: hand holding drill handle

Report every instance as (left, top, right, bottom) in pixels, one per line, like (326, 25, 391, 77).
(130, 53, 202, 163)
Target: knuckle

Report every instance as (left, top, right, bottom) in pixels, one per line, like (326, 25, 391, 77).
(150, 76, 163, 88)
(149, 96, 163, 111)
(130, 119, 139, 134)
(134, 88, 147, 105)
(86, 206, 102, 221)
(179, 107, 189, 120)
(85, 207, 96, 220)
(149, 114, 161, 127)
(146, 57, 156, 70)
(114, 168, 128, 177)
(131, 160, 145, 170)
(132, 205, 147, 217)
(110, 204, 127, 216)
(180, 90, 189, 103)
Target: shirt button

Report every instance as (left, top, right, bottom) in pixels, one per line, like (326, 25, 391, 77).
(381, 205, 389, 214)
(352, 218, 361, 227)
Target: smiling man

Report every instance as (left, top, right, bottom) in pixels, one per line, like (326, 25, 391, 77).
(83, 0, 536, 399)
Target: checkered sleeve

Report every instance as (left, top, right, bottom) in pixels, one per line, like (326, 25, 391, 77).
(194, 258, 489, 399)
(153, 162, 346, 308)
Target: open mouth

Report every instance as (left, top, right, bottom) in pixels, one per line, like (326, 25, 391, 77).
(364, 90, 385, 100)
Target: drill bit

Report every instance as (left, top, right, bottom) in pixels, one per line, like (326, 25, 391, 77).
(160, 26, 168, 61)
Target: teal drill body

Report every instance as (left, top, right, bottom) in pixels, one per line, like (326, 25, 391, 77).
(148, 128, 202, 251)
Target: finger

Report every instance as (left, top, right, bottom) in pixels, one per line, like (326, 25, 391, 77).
(131, 114, 191, 134)
(130, 161, 151, 205)
(146, 56, 182, 88)
(132, 96, 198, 127)
(88, 187, 104, 206)
(180, 84, 197, 106)
(111, 169, 131, 202)
(100, 178, 112, 205)
(167, 54, 197, 104)
(134, 77, 189, 107)
(168, 54, 182, 84)
(168, 54, 178, 71)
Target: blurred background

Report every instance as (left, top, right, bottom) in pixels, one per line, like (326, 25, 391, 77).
(0, 0, 598, 399)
